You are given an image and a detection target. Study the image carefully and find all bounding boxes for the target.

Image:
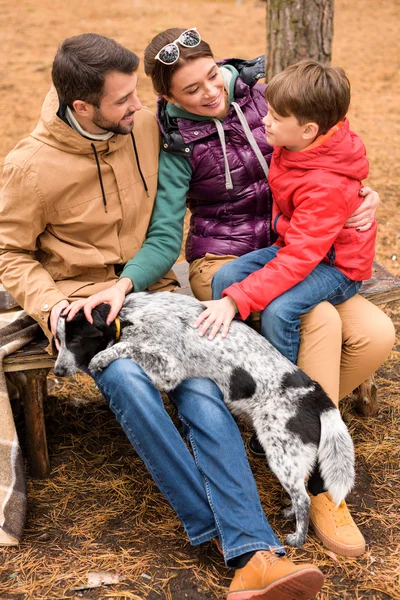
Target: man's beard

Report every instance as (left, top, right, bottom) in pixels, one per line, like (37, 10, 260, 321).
(92, 107, 134, 135)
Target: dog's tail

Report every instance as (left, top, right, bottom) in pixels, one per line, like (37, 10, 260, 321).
(318, 407, 355, 505)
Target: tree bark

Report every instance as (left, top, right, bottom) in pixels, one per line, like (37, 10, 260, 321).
(266, 0, 334, 81)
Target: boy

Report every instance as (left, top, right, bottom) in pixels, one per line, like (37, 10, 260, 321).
(195, 59, 377, 367)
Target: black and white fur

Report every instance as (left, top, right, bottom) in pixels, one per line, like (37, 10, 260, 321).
(54, 291, 355, 547)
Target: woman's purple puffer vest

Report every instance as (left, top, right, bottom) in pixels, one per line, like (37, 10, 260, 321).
(158, 58, 274, 262)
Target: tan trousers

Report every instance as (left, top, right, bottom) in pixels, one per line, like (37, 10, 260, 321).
(189, 254, 396, 407)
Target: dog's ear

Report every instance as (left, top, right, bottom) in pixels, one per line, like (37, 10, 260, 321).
(91, 303, 112, 330)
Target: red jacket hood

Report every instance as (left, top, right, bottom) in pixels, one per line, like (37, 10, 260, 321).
(272, 118, 369, 181)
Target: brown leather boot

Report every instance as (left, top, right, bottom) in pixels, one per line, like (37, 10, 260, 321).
(227, 550, 324, 600)
(309, 492, 365, 557)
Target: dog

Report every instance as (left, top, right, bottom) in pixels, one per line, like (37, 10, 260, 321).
(54, 291, 355, 547)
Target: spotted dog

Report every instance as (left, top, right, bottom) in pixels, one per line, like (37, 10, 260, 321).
(54, 291, 355, 547)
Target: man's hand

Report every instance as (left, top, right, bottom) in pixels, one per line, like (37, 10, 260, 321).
(345, 186, 380, 232)
(50, 299, 70, 350)
(63, 278, 133, 325)
(193, 297, 237, 341)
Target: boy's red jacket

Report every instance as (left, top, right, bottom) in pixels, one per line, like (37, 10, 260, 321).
(223, 118, 376, 320)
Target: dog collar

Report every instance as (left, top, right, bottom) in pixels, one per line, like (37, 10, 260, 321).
(115, 317, 121, 341)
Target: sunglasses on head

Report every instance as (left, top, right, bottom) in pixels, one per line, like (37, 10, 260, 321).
(155, 28, 201, 65)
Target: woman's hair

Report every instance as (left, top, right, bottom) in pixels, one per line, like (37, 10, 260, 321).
(52, 33, 139, 109)
(144, 28, 214, 97)
(265, 59, 351, 135)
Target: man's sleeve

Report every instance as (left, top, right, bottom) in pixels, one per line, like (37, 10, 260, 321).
(0, 163, 67, 331)
(120, 150, 192, 291)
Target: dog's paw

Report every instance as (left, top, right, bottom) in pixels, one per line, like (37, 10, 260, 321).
(281, 506, 296, 521)
(284, 532, 306, 548)
(88, 358, 103, 372)
(89, 352, 112, 372)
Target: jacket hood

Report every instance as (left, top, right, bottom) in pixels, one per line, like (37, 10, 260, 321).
(274, 118, 369, 180)
(30, 86, 129, 155)
(217, 55, 265, 86)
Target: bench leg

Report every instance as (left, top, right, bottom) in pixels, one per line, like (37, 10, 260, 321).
(8, 368, 51, 478)
(354, 375, 379, 417)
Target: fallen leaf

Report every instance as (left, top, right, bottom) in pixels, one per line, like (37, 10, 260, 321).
(88, 571, 126, 587)
(70, 571, 126, 591)
(324, 550, 339, 562)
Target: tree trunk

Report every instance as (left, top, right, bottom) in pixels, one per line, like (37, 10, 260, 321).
(266, 0, 334, 81)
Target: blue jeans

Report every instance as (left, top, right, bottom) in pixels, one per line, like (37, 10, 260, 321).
(91, 359, 283, 566)
(212, 245, 362, 364)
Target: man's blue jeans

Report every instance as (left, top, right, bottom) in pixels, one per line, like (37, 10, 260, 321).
(91, 359, 283, 566)
(212, 245, 361, 364)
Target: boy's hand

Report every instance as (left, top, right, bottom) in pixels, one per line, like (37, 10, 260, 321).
(194, 297, 237, 341)
(63, 278, 133, 325)
(345, 187, 379, 231)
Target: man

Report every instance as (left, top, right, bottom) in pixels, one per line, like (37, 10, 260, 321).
(0, 34, 324, 599)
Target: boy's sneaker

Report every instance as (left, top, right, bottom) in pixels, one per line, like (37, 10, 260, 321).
(309, 492, 365, 557)
(227, 550, 324, 600)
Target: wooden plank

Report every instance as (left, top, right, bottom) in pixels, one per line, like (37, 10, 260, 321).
(3, 358, 55, 372)
(174, 259, 400, 305)
(3, 337, 55, 372)
(173, 262, 191, 295)
(359, 261, 400, 304)
(8, 369, 51, 478)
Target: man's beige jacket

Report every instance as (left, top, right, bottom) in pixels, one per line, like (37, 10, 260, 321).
(0, 87, 176, 346)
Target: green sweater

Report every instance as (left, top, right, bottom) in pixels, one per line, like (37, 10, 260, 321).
(120, 66, 238, 290)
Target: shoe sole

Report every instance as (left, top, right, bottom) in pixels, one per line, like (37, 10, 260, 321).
(310, 520, 366, 558)
(226, 567, 324, 600)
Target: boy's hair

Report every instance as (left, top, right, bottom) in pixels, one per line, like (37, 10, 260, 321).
(144, 28, 214, 97)
(265, 59, 351, 135)
(51, 33, 139, 109)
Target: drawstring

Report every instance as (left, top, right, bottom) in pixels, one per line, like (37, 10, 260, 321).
(212, 118, 233, 190)
(91, 133, 150, 214)
(231, 101, 269, 179)
(91, 143, 108, 213)
(212, 102, 269, 191)
(231, 102, 269, 177)
(131, 133, 149, 197)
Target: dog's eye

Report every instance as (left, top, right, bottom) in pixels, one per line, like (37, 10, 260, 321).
(68, 338, 81, 346)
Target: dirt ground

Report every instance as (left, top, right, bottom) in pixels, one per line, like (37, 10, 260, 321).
(0, 0, 399, 598)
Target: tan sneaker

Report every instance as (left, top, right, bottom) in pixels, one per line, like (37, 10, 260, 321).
(227, 550, 324, 600)
(309, 492, 365, 557)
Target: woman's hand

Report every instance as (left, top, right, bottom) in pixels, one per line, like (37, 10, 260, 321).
(345, 186, 380, 231)
(194, 297, 237, 341)
(63, 278, 133, 325)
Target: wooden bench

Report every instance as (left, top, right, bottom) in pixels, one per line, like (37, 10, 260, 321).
(1, 260, 399, 479)
(3, 337, 55, 478)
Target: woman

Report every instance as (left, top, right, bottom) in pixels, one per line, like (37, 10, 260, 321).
(141, 27, 395, 559)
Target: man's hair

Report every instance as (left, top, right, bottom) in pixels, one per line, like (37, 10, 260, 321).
(51, 33, 139, 108)
(144, 28, 214, 97)
(265, 59, 351, 135)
